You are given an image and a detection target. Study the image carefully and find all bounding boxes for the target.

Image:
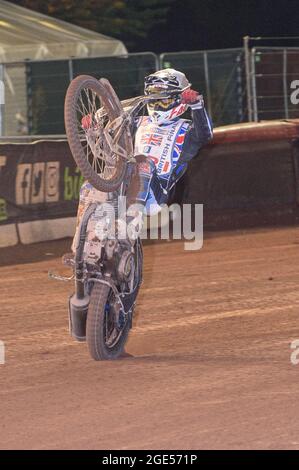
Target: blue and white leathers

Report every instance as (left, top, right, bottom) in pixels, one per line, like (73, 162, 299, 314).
(133, 103, 213, 215)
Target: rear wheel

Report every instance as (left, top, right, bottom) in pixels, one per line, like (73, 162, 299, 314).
(86, 283, 131, 360)
(64, 75, 132, 192)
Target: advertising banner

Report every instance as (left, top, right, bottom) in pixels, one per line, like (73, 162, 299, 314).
(0, 139, 82, 246)
(1, 136, 299, 247)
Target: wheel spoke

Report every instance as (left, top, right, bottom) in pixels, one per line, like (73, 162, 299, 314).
(73, 86, 120, 182)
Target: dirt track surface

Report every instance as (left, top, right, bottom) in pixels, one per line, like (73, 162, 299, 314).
(1, 227, 299, 450)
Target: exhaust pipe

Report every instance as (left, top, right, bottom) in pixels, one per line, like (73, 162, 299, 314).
(68, 294, 89, 341)
(68, 203, 97, 342)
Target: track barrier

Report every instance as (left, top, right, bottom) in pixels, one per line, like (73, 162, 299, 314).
(1, 120, 299, 247)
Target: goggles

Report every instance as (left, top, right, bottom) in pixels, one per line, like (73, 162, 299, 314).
(145, 84, 170, 95)
(147, 97, 178, 110)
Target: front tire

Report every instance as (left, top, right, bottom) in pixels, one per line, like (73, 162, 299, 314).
(86, 283, 131, 360)
(64, 75, 129, 192)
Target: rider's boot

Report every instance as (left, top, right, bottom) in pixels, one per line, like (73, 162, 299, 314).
(62, 252, 75, 267)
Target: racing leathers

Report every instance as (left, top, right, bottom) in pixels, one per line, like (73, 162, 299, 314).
(133, 101, 213, 215)
(72, 101, 213, 250)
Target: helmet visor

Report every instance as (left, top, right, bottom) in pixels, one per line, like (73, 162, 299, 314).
(145, 85, 169, 95)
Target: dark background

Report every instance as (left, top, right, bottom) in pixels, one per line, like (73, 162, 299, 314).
(8, 0, 299, 52)
(147, 0, 299, 52)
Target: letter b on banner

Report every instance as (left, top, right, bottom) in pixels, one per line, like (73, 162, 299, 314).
(0, 340, 4, 364)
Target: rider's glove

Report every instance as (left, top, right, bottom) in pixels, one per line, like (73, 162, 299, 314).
(81, 114, 92, 129)
(181, 89, 204, 109)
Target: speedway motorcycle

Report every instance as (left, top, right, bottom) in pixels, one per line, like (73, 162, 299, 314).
(57, 75, 183, 361)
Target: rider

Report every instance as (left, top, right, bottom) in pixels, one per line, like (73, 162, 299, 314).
(133, 68, 213, 215)
(69, 68, 213, 254)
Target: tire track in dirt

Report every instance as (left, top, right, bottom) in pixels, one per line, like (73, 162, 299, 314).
(1, 227, 299, 449)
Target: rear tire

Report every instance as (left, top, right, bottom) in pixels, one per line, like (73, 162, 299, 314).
(86, 283, 131, 360)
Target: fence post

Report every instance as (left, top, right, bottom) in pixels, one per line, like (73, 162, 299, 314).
(283, 49, 289, 119)
(251, 48, 258, 121)
(203, 52, 212, 118)
(0, 64, 4, 136)
(25, 62, 33, 134)
(68, 59, 74, 82)
(153, 53, 160, 72)
(236, 53, 244, 122)
(244, 36, 253, 121)
(159, 53, 167, 70)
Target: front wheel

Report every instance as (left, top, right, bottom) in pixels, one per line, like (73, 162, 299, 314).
(86, 283, 131, 360)
(64, 75, 131, 192)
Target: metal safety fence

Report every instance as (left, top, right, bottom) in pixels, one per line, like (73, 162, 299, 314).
(160, 49, 246, 127)
(1, 52, 158, 136)
(1, 43, 299, 137)
(247, 47, 299, 121)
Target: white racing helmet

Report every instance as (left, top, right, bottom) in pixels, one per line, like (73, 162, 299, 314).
(144, 68, 191, 124)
